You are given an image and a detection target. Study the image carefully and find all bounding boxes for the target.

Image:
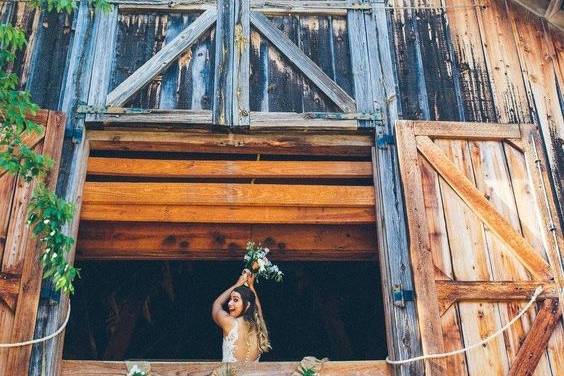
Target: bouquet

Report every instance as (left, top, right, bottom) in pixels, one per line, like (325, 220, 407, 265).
(243, 241, 283, 283)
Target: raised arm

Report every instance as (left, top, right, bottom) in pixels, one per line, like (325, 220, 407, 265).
(212, 271, 248, 332)
(247, 273, 264, 319)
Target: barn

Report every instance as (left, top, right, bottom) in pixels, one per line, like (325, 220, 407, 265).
(0, 0, 562, 375)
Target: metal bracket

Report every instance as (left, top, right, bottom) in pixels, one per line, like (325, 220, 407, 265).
(392, 284, 414, 308)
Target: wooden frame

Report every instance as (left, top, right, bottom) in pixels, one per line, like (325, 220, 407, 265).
(396, 120, 564, 376)
(61, 360, 391, 375)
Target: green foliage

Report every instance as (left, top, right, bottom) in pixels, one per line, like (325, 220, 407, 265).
(298, 367, 317, 376)
(1, 0, 110, 295)
(31, 0, 111, 13)
(27, 184, 78, 294)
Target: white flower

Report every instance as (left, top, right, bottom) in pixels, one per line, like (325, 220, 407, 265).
(49, 230, 56, 236)
(43, 219, 50, 224)
(264, 248, 270, 254)
(257, 259, 265, 269)
(51, 253, 57, 259)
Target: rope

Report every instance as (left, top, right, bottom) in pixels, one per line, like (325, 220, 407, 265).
(0, 304, 71, 348)
(386, 286, 544, 365)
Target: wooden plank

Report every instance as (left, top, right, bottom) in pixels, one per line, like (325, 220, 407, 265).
(520, 126, 564, 375)
(87, 109, 213, 125)
(415, 135, 553, 281)
(395, 121, 445, 374)
(362, 3, 424, 374)
(86, 158, 372, 178)
(62, 360, 392, 376)
(442, 0, 496, 122)
(87, 7, 118, 109)
(3, 112, 66, 376)
(0, 174, 17, 261)
(433, 138, 508, 376)
(49, 138, 91, 376)
(82, 182, 375, 207)
(106, 9, 217, 107)
(0, 272, 20, 312)
(250, 112, 358, 130)
(213, 0, 250, 126)
(76, 222, 377, 260)
(436, 281, 560, 315)
(86, 130, 374, 156)
(474, 0, 532, 124)
(468, 138, 548, 370)
(412, 121, 521, 140)
(80, 204, 376, 224)
(419, 156, 468, 374)
(250, 11, 356, 112)
(507, 298, 562, 376)
(509, 2, 564, 218)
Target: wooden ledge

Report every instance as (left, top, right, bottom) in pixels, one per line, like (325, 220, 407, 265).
(61, 360, 392, 376)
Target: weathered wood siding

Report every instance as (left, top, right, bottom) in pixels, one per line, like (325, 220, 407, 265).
(390, 0, 564, 215)
(0, 2, 72, 110)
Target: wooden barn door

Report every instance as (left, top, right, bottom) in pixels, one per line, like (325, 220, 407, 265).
(395, 121, 563, 376)
(0, 110, 65, 376)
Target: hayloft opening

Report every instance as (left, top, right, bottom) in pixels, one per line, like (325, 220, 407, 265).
(62, 130, 387, 364)
(63, 260, 387, 361)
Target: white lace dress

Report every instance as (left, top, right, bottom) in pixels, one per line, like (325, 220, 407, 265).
(222, 319, 260, 363)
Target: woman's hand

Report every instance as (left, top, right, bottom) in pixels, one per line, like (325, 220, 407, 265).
(235, 269, 250, 287)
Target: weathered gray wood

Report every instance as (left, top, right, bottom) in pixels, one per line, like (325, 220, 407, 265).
(106, 9, 217, 107)
(349, 1, 424, 375)
(213, 0, 250, 126)
(250, 11, 356, 113)
(85, 109, 213, 125)
(87, 7, 119, 108)
(29, 4, 109, 376)
(116, 0, 372, 15)
(250, 111, 358, 130)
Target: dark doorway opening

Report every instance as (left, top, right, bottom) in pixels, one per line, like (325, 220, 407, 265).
(63, 261, 387, 361)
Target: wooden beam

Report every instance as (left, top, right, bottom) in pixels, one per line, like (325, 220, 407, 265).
(412, 121, 522, 140)
(507, 298, 562, 376)
(80, 204, 376, 224)
(545, 0, 563, 20)
(0, 272, 20, 312)
(76, 222, 377, 261)
(61, 360, 392, 376)
(415, 135, 554, 281)
(250, 112, 358, 130)
(116, 1, 372, 15)
(395, 122, 446, 374)
(106, 9, 217, 107)
(85, 109, 213, 125)
(250, 11, 356, 113)
(213, 0, 250, 126)
(82, 182, 375, 207)
(436, 280, 560, 316)
(86, 130, 374, 156)
(86, 158, 373, 178)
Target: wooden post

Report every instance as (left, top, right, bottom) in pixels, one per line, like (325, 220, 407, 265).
(348, 1, 424, 375)
(29, 3, 108, 375)
(213, 0, 250, 126)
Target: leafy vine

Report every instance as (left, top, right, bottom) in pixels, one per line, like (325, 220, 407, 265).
(1, 0, 109, 294)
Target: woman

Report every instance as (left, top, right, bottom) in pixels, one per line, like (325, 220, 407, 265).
(212, 269, 271, 362)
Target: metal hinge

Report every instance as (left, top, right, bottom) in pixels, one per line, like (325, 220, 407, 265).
(392, 284, 414, 308)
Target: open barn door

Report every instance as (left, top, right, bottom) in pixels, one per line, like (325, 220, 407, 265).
(395, 121, 563, 375)
(0, 110, 66, 376)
